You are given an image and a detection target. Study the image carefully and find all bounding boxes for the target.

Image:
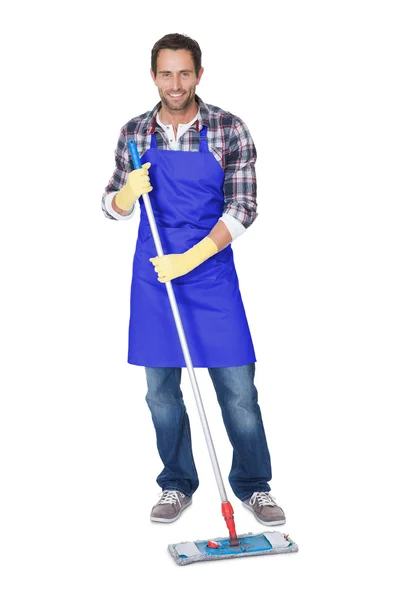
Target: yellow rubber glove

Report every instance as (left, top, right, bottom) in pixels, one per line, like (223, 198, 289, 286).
(150, 236, 218, 283)
(114, 162, 152, 211)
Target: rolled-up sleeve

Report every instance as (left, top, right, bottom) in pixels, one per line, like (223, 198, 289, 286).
(101, 126, 135, 220)
(223, 118, 258, 229)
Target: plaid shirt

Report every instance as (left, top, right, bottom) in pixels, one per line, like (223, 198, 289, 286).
(102, 95, 258, 228)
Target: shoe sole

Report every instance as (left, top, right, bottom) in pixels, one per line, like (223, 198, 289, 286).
(242, 501, 286, 526)
(150, 499, 193, 523)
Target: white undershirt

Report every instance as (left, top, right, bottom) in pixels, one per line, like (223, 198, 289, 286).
(104, 112, 245, 241)
(156, 111, 197, 148)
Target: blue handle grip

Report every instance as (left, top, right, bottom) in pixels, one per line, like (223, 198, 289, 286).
(127, 140, 142, 170)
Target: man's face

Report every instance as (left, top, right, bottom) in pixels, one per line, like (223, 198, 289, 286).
(151, 49, 204, 111)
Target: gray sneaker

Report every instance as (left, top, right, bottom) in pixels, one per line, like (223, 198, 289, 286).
(150, 490, 192, 523)
(242, 492, 286, 526)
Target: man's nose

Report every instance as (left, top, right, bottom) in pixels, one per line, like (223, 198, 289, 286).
(171, 74, 181, 89)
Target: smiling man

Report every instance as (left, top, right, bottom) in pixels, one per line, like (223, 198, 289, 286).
(102, 33, 286, 527)
(153, 51, 199, 112)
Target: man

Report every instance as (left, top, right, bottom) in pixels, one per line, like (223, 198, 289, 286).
(102, 33, 286, 527)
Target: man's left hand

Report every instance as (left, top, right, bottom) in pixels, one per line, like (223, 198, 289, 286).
(150, 254, 191, 283)
(150, 237, 219, 283)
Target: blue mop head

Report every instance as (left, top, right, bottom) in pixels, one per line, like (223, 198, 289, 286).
(168, 530, 298, 565)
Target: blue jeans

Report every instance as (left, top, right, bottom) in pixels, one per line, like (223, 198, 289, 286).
(144, 363, 272, 501)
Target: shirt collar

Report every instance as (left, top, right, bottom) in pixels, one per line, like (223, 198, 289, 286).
(156, 110, 199, 132)
(145, 95, 210, 134)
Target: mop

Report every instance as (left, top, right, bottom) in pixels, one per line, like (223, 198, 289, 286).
(128, 141, 299, 565)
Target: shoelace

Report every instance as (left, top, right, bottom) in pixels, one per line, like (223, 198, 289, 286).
(158, 490, 183, 506)
(249, 492, 277, 507)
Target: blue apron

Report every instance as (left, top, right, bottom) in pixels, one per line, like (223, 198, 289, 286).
(128, 126, 256, 368)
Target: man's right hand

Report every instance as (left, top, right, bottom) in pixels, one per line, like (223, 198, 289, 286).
(115, 162, 152, 212)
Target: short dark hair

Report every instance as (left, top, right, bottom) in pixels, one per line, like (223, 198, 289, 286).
(151, 33, 202, 77)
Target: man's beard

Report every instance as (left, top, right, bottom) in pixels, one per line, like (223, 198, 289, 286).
(159, 87, 196, 111)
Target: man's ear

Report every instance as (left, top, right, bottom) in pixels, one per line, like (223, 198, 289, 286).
(196, 67, 204, 85)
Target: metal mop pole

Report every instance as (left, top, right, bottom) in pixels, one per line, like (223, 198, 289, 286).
(128, 141, 239, 544)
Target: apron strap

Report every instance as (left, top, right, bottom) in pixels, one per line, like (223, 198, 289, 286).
(199, 126, 209, 153)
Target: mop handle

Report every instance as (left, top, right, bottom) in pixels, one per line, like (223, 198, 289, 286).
(127, 140, 228, 504)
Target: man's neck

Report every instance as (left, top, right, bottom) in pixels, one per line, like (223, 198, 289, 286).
(158, 100, 199, 135)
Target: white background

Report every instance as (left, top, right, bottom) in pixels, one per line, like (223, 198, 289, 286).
(1, 0, 399, 597)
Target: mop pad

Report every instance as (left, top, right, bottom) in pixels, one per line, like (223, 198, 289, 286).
(169, 530, 298, 566)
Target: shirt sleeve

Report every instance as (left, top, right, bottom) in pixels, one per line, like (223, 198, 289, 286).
(223, 117, 258, 229)
(103, 191, 136, 220)
(101, 126, 134, 220)
(218, 214, 245, 241)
